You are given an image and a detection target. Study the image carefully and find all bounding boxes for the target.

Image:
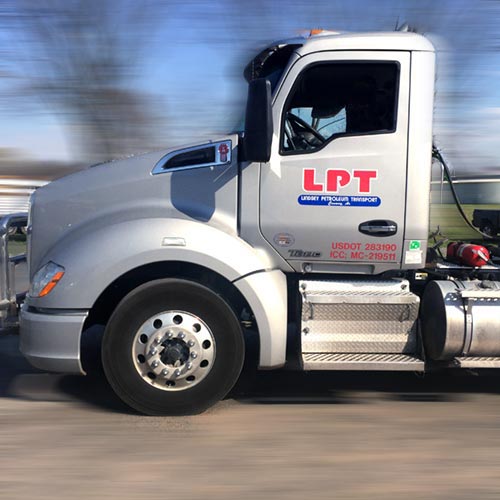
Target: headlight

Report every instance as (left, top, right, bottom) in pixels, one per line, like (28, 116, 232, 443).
(29, 261, 65, 298)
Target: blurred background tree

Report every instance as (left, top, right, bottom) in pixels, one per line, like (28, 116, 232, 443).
(0, 0, 499, 174)
(0, 0, 166, 163)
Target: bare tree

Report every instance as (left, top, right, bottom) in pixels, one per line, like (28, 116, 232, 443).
(1, 0, 167, 162)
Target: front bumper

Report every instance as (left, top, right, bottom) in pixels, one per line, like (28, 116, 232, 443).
(19, 304, 88, 374)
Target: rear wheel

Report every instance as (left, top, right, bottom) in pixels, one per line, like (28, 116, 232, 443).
(102, 278, 245, 415)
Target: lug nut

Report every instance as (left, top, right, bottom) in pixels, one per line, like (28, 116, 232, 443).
(161, 369, 169, 377)
(190, 352, 197, 359)
(152, 360, 159, 368)
(174, 369, 181, 377)
(154, 336, 162, 344)
(167, 330, 174, 339)
(186, 362, 192, 370)
(188, 340, 195, 347)
(149, 347, 158, 356)
(178, 332, 185, 339)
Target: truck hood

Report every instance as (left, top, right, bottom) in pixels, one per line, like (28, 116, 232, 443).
(29, 135, 240, 278)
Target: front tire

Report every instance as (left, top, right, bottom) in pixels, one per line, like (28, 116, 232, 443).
(102, 278, 245, 415)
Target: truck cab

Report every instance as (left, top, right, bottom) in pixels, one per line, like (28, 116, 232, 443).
(12, 30, 500, 415)
(241, 31, 434, 276)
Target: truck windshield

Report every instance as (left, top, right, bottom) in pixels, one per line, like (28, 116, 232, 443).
(243, 43, 302, 92)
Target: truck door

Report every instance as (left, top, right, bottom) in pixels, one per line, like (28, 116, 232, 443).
(259, 51, 411, 273)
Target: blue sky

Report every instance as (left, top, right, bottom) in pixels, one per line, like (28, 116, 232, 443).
(1, 0, 500, 175)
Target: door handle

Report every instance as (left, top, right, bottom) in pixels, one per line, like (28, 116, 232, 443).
(359, 220, 398, 237)
(360, 224, 396, 233)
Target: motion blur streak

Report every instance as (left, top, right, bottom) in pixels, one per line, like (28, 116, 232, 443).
(0, 0, 498, 175)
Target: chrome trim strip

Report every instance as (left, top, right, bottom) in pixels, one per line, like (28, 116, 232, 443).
(151, 140, 232, 175)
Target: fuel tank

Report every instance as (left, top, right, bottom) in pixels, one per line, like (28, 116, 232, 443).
(421, 280, 500, 360)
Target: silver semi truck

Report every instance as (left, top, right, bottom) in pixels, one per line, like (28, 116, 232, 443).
(4, 30, 500, 415)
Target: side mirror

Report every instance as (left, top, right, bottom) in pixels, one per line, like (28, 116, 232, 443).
(243, 78, 273, 162)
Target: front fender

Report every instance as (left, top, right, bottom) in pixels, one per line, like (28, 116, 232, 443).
(234, 270, 287, 368)
(28, 218, 288, 368)
(29, 218, 276, 309)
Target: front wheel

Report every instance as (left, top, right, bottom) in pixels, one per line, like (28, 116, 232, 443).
(102, 278, 245, 415)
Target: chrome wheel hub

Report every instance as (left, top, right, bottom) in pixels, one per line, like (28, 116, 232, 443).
(132, 310, 216, 391)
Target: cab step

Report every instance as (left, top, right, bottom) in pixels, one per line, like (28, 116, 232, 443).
(303, 352, 424, 371)
(300, 278, 420, 354)
(451, 357, 500, 369)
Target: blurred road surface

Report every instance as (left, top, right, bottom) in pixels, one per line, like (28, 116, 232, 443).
(2, 330, 500, 499)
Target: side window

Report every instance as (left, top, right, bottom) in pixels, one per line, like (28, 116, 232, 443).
(281, 62, 399, 154)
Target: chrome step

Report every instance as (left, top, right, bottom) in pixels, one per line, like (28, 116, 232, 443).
(300, 279, 419, 304)
(300, 279, 420, 354)
(452, 357, 500, 369)
(303, 352, 424, 371)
